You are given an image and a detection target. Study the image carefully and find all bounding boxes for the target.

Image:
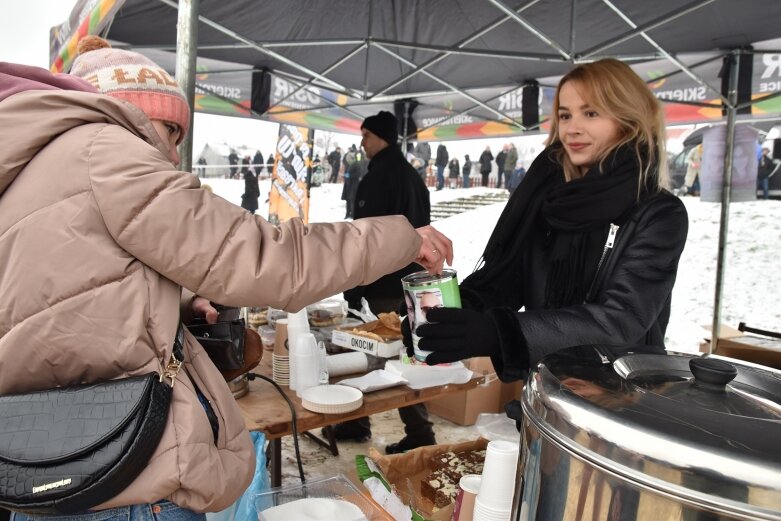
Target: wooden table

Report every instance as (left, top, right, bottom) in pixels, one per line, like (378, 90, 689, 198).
(237, 356, 486, 486)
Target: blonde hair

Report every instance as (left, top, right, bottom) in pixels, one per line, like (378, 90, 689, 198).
(547, 59, 668, 192)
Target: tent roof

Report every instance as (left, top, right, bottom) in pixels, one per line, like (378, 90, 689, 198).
(104, 0, 781, 100)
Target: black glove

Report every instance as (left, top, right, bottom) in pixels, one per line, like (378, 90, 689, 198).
(416, 307, 500, 365)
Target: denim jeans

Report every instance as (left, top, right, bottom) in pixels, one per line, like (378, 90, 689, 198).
(435, 165, 445, 190)
(758, 177, 770, 199)
(11, 501, 205, 521)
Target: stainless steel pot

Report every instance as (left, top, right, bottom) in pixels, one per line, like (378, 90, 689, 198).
(511, 345, 781, 521)
(227, 373, 249, 399)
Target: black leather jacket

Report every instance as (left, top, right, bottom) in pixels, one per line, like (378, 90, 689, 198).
(462, 192, 688, 381)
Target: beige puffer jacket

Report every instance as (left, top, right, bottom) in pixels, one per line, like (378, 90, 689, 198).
(0, 88, 420, 511)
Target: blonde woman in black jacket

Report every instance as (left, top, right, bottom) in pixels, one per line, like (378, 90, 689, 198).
(411, 59, 688, 380)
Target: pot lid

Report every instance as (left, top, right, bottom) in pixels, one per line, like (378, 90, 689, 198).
(523, 345, 781, 518)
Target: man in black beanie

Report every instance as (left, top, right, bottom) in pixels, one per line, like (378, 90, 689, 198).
(333, 111, 436, 453)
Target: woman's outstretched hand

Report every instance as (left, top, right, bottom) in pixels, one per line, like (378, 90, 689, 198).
(414, 225, 453, 274)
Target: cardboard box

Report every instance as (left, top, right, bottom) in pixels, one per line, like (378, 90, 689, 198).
(426, 357, 523, 426)
(700, 324, 781, 369)
(331, 328, 402, 358)
(369, 438, 490, 520)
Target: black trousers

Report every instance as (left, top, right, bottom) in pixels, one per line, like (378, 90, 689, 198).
(329, 163, 340, 183)
(341, 297, 434, 440)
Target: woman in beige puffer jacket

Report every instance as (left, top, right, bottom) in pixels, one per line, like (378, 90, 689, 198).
(0, 50, 451, 519)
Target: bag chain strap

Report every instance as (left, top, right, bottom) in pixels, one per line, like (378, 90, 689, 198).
(160, 323, 185, 387)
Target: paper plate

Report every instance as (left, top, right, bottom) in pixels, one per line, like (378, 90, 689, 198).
(301, 385, 363, 414)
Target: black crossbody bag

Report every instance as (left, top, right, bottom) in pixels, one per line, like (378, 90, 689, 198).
(0, 325, 185, 515)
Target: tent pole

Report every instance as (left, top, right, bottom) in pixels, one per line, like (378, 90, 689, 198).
(487, 0, 570, 59)
(402, 101, 409, 152)
(363, 0, 373, 100)
(175, 0, 199, 173)
(569, 0, 577, 57)
(709, 50, 740, 355)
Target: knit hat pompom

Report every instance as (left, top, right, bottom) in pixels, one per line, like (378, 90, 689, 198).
(70, 36, 190, 144)
(76, 35, 112, 56)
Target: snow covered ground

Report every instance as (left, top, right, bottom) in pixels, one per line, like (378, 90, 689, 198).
(203, 178, 781, 352)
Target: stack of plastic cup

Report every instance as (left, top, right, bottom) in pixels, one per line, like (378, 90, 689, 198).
(286, 309, 310, 391)
(472, 440, 519, 521)
(293, 333, 320, 398)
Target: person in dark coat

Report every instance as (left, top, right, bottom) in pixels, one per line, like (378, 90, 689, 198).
(343, 150, 368, 218)
(327, 147, 341, 183)
(757, 147, 779, 200)
(407, 59, 688, 386)
(253, 150, 264, 177)
(266, 153, 275, 177)
(447, 157, 460, 188)
(479, 146, 493, 187)
(434, 144, 449, 190)
(413, 141, 432, 184)
(504, 143, 518, 190)
(495, 147, 506, 188)
(414, 141, 431, 165)
(336, 111, 437, 453)
(195, 156, 207, 177)
(508, 162, 526, 193)
(240, 156, 259, 214)
(462, 154, 472, 188)
(228, 149, 239, 179)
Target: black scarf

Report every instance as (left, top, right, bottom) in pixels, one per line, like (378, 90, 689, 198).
(466, 143, 649, 308)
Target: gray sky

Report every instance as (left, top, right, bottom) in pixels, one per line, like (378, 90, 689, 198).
(0, 0, 76, 67)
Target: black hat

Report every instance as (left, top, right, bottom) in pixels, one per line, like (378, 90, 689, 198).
(361, 111, 398, 146)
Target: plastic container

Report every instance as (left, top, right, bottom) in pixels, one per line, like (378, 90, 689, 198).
(258, 325, 276, 351)
(255, 475, 380, 521)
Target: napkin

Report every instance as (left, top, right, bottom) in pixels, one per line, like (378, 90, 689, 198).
(338, 369, 408, 393)
(384, 360, 473, 389)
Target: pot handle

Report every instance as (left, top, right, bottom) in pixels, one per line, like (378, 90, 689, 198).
(690, 357, 737, 390)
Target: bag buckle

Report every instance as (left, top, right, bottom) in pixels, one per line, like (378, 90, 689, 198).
(160, 353, 183, 387)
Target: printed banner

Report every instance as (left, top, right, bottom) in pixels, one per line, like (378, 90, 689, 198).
(49, 0, 126, 73)
(268, 124, 314, 224)
(700, 125, 759, 202)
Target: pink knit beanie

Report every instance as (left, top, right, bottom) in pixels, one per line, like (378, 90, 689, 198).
(71, 36, 190, 143)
